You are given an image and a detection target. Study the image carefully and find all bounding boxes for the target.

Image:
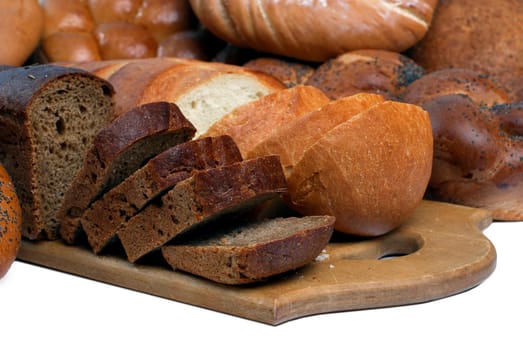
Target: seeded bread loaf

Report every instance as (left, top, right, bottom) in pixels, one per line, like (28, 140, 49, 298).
(403, 69, 523, 220)
(58, 102, 196, 244)
(82, 135, 242, 254)
(0, 64, 114, 240)
(200, 85, 331, 158)
(305, 50, 425, 100)
(118, 155, 287, 263)
(65, 57, 287, 135)
(243, 57, 316, 88)
(162, 215, 335, 285)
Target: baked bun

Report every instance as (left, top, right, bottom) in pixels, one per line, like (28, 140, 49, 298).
(306, 50, 425, 100)
(286, 100, 433, 236)
(39, 0, 219, 62)
(0, 164, 22, 279)
(403, 69, 523, 220)
(244, 58, 315, 88)
(0, 0, 44, 65)
(189, 0, 438, 61)
(409, 0, 523, 101)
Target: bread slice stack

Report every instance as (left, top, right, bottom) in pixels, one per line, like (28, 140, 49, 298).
(58, 97, 335, 284)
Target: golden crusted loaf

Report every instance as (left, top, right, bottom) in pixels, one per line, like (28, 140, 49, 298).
(190, 0, 438, 61)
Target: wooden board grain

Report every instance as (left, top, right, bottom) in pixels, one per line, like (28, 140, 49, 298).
(16, 200, 496, 325)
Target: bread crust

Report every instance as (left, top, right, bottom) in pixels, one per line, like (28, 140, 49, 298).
(58, 102, 196, 244)
(409, 0, 523, 101)
(0, 65, 114, 239)
(287, 101, 433, 236)
(118, 155, 287, 262)
(82, 135, 243, 254)
(161, 216, 335, 285)
(190, 0, 438, 61)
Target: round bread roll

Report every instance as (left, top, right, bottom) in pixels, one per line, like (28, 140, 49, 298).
(189, 0, 438, 61)
(403, 69, 523, 220)
(39, 0, 202, 62)
(286, 100, 433, 236)
(0, 0, 44, 65)
(409, 0, 523, 101)
(0, 164, 22, 279)
(244, 58, 315, 88)
(306, 50, 425, 100)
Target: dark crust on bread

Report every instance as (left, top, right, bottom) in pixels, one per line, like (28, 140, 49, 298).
(161, 215, 335, 285)
(0, 65, 114, 239)
(58, 102, 196, 244)
(118, 155, 287, 263)
(82, 135, 243, 254)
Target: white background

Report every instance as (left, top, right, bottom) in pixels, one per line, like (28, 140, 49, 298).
(1, 220, 521, 350)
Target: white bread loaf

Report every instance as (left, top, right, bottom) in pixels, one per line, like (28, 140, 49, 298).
(285, 100, 433, 236)
(200, 85, 331, 158)
(249, 93, 385, 177)
(189, 0, 438, 61)
(66, 58, 286, 136)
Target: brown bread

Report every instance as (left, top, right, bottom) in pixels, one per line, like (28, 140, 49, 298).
(162, 215, 335, 285)
(82, 135, 243, 254)
(58, 102, 196, 244)
(118, 155, 287, 263)
(0, 64, 114, 239)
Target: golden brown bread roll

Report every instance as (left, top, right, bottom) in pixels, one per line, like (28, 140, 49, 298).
(243, 58, 316, 88)
(39, 0, 207, 62)
(409, 0, 523, 101)
(306, 50, 425, 100)
(190, 0, 438, 61)
(403, 69, 523, 220)
(0, 0, 44, 65)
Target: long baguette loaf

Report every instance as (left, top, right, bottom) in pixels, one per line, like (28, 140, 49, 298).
(0, 65, 114, 240)
(58, 102, 196, 244)
(82, 135, 243, 254)
(65, 57, 287, 136)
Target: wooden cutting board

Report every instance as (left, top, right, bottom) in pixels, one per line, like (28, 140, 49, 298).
(17, 200, 496, 325)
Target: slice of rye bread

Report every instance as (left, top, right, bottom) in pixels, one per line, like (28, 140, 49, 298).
(58, 102, 196, 244)
(0, 64, 114, 240)
(118, 155, 288, 263)
(82, 135, 243, 254)
(161, 215, 336, 285)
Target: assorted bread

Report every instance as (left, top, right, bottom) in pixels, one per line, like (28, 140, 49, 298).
(4, 1, 523, 285)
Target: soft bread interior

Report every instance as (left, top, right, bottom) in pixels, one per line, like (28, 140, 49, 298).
(174, 73, 273, 136)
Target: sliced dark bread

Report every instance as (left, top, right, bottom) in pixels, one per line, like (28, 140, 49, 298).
(57, 102, 196, 244)
(118, 155, 287, 263)
(82, 135, 243, 254)
(161, 215, 335, 285)
(0, 64, 114, 240)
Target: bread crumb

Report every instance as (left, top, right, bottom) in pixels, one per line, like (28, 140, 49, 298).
(315, 249, 330, 262)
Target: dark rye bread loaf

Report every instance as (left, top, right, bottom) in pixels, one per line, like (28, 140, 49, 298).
(118, 155, 287, 263)
(0, 64, 114, 240)
(82, 135, 243, 254)
(58, 102, 196, 244)
(161, 215, 335, 285)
